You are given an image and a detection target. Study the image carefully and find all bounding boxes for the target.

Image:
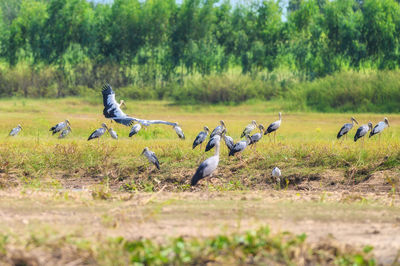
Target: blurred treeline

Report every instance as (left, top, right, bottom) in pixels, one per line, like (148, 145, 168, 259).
(0, 0, 399, 112)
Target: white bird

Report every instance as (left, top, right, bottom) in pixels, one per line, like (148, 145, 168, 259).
(249, 124, 265, 148)
(337, 117, 358, 139)
(191, 138, 221, 186)
(108, 127, 118, 139)
(264, 112, 282, 142)
(229, 135, 251, 157)
(241, 120, 257, 138)
(174, 124, 185, 140)
(193, 126, 209, 149)
(88, 123, 108, 141)
(9, 124, 22, 136)
(50, 120, 70, 135)
(370, 117, 390, 139)
(58, 126, 72, 139)
(142, 147, 160, 170)
(210, 120, 226, 138)
(272, 167, 281, 183)
(129, 124, 142, 137)
(354, 122, 373, 142)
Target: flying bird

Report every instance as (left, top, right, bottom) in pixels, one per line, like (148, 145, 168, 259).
(174, 124, 185, 140)
(129, 124, 141, 137)
(354, 122, 373, 142)
(108, 127, 118, 139)
(264, 112, 282, 142)
(50, 120, 70, 135)
(229, 135, 251, 157)
(210, 120, 226, 138)
(249, 124, 265, 148)
(241, 120, 257, 138)
(337, 117, 358, 139)
(58, 126, 72, 139)
(193, 126, 209, 149)
(370, 117, 390, 139)
(9, 124, 22, 136)
(191, 138, 221, 186)
(88, 123, 108, 141)
(142, 147, 160, 170)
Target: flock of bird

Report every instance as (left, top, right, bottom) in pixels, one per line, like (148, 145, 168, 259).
(6, 84, 391, 187)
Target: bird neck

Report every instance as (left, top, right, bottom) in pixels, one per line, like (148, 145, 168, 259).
(214, 142, 220, 157)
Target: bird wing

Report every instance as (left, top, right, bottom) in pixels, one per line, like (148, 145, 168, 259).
(88, 128, 104, 140)
(337, 123, 352, 138)
(372, 121, 385, 134)
(223, 135, 234, 150)
(193, 132, 207, 148)
(191, 156, 218, 186)
(210, 125, 222, 138)
(266, 120, 280, 134)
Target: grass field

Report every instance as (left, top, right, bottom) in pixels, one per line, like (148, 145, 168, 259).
(0, 98, 399, 265)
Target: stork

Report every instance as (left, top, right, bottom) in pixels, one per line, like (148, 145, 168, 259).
(9, 124, 22, 136)
(241, 120, 257, 138)
(272, 167, 281, 186)
(191, 138, 221, 186)
(249, 124, 265, 148)
(129, 124, 141, 137)
(193, 126, 209, 149)
(264, 112, 282, 142)
(88, 123, 108, 141)
(337, 117, 358, 140)
(142, 147, 160, 170)
(210, 120, 226, 138)
(370, 117, 390, 140)
(229, 135, 251, 158)
(58, 126, 72, 139)
(108, 127, 118, 139)
(222, 132, 234, 152)
(354, 122, 373, 143)
(205, 129, 225, 152)
(50, 120, 70, 135)
(174, 124, 185, 140)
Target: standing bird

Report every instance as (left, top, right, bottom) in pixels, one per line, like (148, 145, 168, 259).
(229, 135, 252, 157)
(210, 120, 226, 138)
(50, 120, 70, 135)
(222, 132, 234, 152)
(241, 120, 257, 138)
(370, 117, 390, 139)
(337, 117, 358, 140)
(88, 123, 108, 141)
(272, 167, 281, 185)
(9, 124, 22, 136)
(191, 139, 221, 186)
(205, 129, 225, 152)
(264, 112, 282, 142)
(108, 127, 118, 139)
(193, 126, 209, 149)
(354, 122, 373, 143)
(249, 124, 265, 148)
(129, 124, 142, 137)
(58, 126, 72, 139)
(174, 124, 185, 140)
(142, 147, 160, 170)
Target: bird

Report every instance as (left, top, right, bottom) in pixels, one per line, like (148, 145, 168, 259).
(58, 126, 72, 139)
(108, 127, 118, 139)
(337, 117, 358, 140)
(264, 112, 282, 142)
(191, 138, 221, 186)
(272, 167, 281, 184)
(369, 117, 390, 139)
(129, 124, 141, 137)
(142, 147, 160, 170)
(222, 132, 234, 152)
(50, 120, 70, 135)
(210, 120, 226, 138)
(174, 124, 185, 140)
(9, 124, 22, 136)
(205, 129, 225, 152)
(88, 123, 108, 141)
(249, 124, 265, 148)
(229, 135, 251, 157)
(354, 122, 373, 142)
(193, 126, 209, 149)
(241, 120, 257, 138)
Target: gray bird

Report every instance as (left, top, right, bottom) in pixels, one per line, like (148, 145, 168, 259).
(241, 120, 257, 138)
(142, 147, 160, 170)
(370, 117, 390, 139)
(58, 126, 72, 139)
(50, 120, 70, 135)
(337, 117, 358, 139)
(222, 132, 234, 151)
(88, 123, 108, 141)
(191, 138, 221, 186)
(229, 135, 252, 157)
(264, 112, 282, 142)
(249, 124, 265, 148)
(9, 124, 22, 136)
(193, 126, 209, 149)
(129, 123, 142, 137)
(174, 124, 185, 140)
(210, 120, 226, 138)
(108, 127, 118, 139)
(205, 129, 225, 152)
(272, 167, 281, 184)
(354, 122, 373, 142)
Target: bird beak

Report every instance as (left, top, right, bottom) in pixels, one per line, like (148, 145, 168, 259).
(122, 102, 127, 108)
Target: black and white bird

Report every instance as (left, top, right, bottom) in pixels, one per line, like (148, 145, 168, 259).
(264, 112, 282, 142)
(222, 132, 234, 152)
(337, 117, 358, 139)
(193, 126, 210, 149)
(174, 124, 185, 140)
(9, 124, 22, 136)
(108, 127, 118, 139)
(50, 120, 70, 135)
(88, 123, 108, 141)
(241, 120, 257, 138)
(129, 124, 141, 137)
(191, 138, 221, 186)
(370, 117, 390, 139)
(354, 122, 373, 142)
(205, 129, 225, 152)
(210, 120, 226, 138)
(58, 126, 72, 139)
(249, 124, 265, 148)
(272, 167, 281, 184)
(142, 147, 160, 170)
(229, 135, 251, 157)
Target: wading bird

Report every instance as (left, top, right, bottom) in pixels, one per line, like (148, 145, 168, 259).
(337, 117, 358, 140)
(210, 120, 226, 138)
(241, 120, 257, 138)
(88, 123, 108, 141)
(354, 122, 373, 143)
(129, 123, 141, 137)
(9, 124, 22, 136)
(249, 124, 265, 148)
(174, 124, 185, 140)
(193, 126, 210, 149)
(108, 127, 118, 139)
(264, 112, 282, 142)
(58, 126, 72, 139)
(142, 147, 160, 170)
(222, 132, 234, 152)
(205, 129, 225, 152)
(50, 120, 70, 135)
(272, 167, 281, 184)
(229, 135, 251, 158)
(370, 117, 390, 140)
(191, 139, 221, 186)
